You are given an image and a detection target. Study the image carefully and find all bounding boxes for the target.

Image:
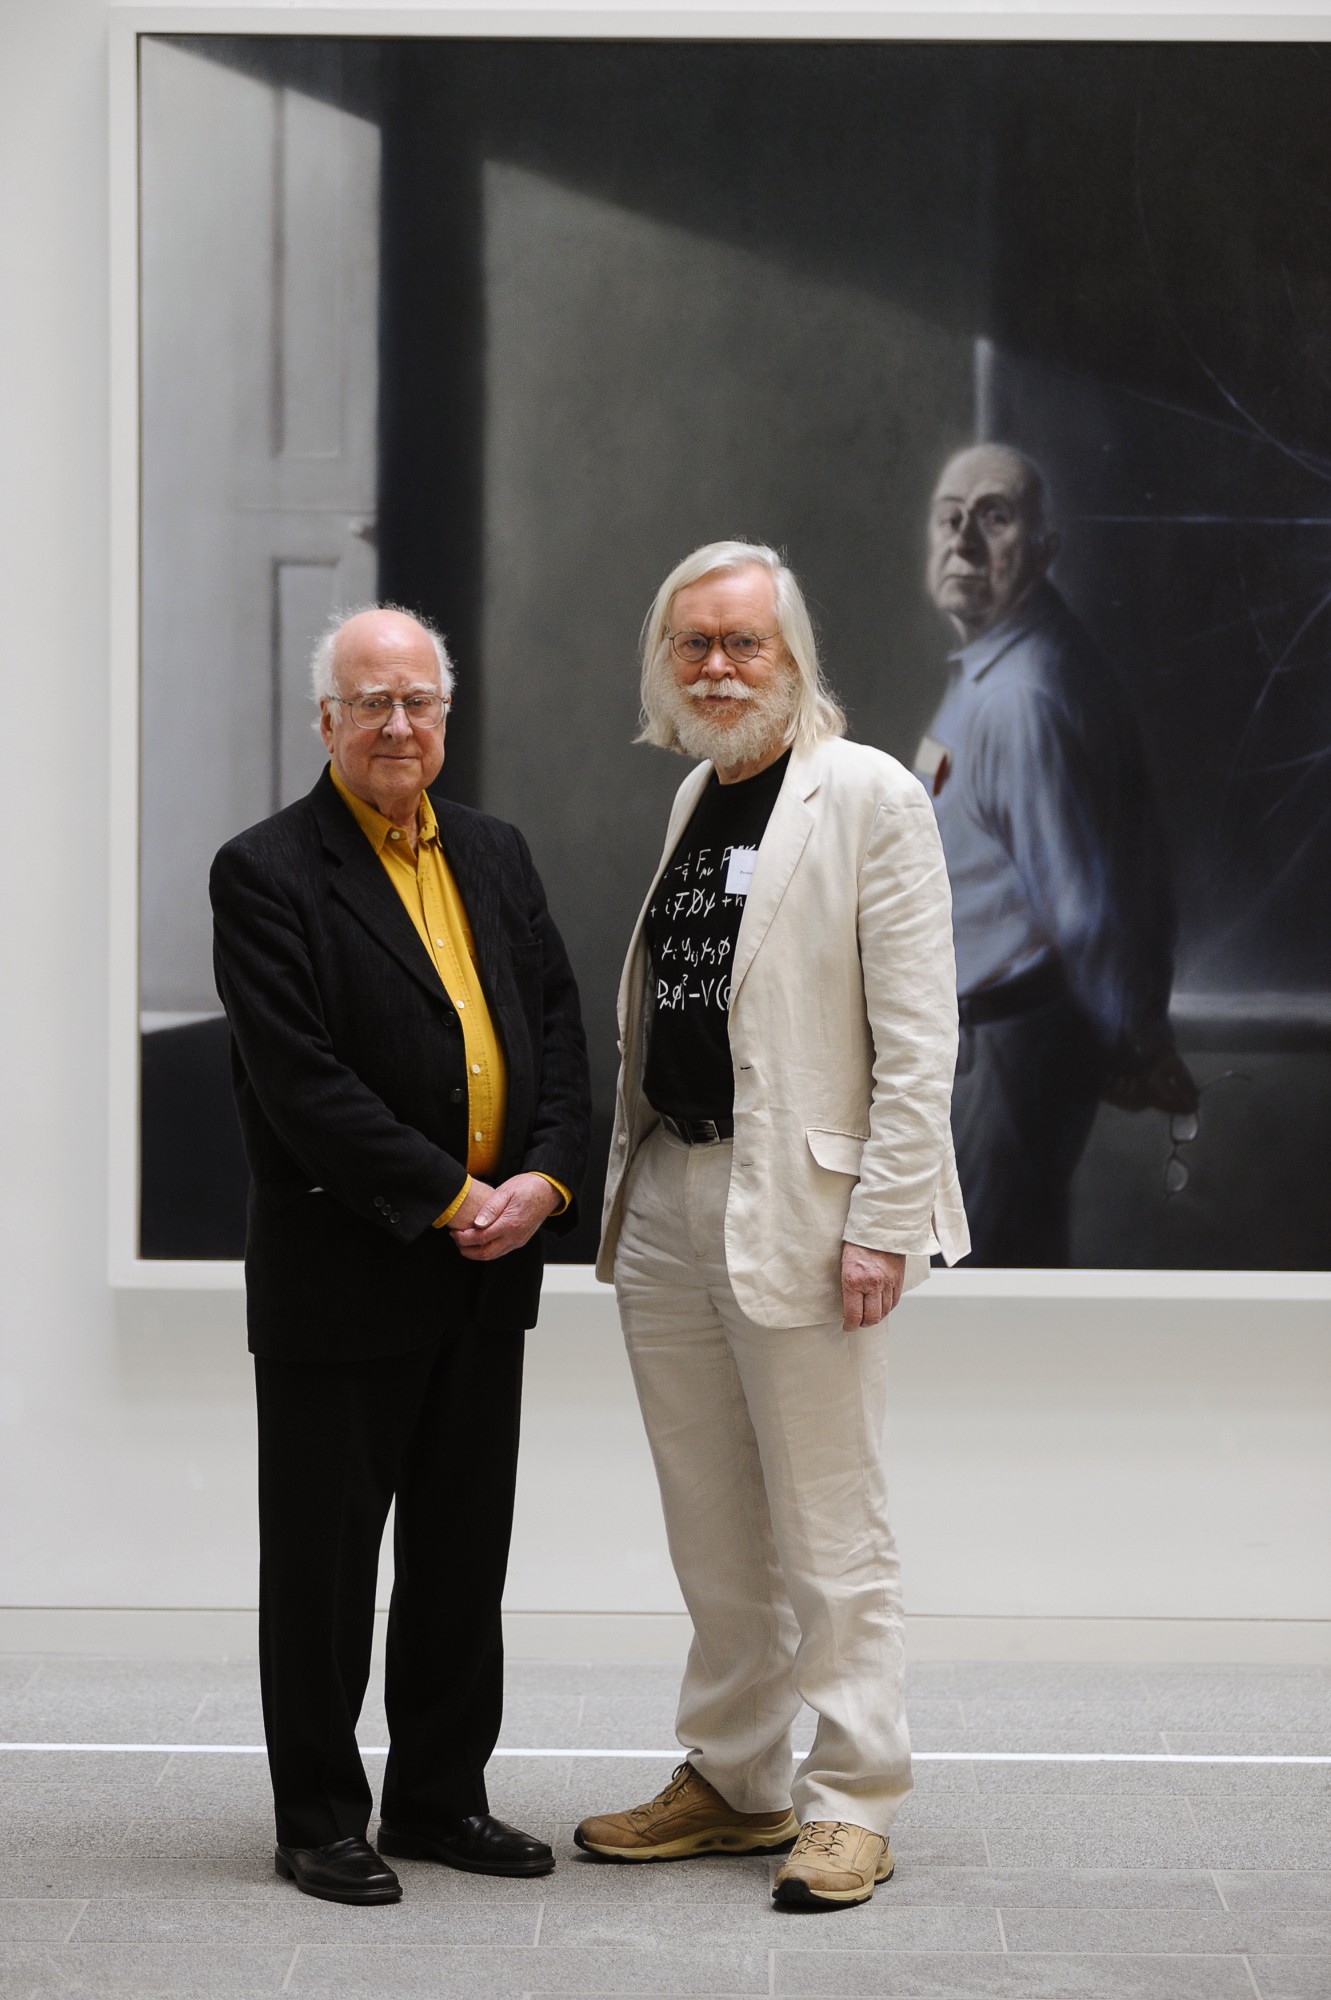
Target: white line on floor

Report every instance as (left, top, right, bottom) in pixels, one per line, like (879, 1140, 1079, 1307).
(0, 1744, 1327, 1764)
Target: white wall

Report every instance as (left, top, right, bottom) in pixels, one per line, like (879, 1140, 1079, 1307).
(1, 0, 1328, 1667)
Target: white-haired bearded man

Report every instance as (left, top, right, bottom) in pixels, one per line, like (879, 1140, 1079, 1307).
(576, 541, 969, 1911)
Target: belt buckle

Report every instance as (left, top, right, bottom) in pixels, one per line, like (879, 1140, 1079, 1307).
(694, 1119, 720, 1145)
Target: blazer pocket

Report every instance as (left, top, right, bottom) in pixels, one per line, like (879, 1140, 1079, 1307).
(805, 1127, 869, 1177)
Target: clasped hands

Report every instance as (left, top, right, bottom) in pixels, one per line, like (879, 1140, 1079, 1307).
(449, 1172, 560, 1261)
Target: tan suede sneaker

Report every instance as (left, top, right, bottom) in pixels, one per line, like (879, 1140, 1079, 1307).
(772, 1820, 894, 1910)
(574, 1762, 798, 1862)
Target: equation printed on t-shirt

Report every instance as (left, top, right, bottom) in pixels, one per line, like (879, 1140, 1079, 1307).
(649, 843, 756, 1013)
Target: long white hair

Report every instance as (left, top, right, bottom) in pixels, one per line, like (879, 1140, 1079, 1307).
(637, 540, 846, 754)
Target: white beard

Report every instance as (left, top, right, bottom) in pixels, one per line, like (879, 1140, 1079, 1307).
(660, 670, 798, 771)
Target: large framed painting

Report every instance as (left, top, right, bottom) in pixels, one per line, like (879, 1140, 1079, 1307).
(109, 10, 1331, 1293)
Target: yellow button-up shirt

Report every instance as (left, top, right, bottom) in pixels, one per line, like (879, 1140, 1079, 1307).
(330, 767, 566, 1227)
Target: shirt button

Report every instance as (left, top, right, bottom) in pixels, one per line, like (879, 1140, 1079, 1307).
(388, 830, 400, 841)
(457, 999, 466, 1009)
(436, 937, 445, 947)
(471, 1063, 481, 1075)
(474, 1130, 484, 1142)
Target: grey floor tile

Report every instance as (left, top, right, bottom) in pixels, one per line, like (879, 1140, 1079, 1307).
(0, 1758, 169, 1813)
(290, 1942, 769, 1994)
(477, 1755, 578, 1819)
(119, 1816, 273, 1860)
(0, 1856, 280, 1901)
(1251, 1960, 1331, 2000)
(1189, 1801, 1331, 1871)
(773, 1949, 1259, 1996)
(984, 1824, 1206, 1870)
(963, 1699, 1165, 1732)
(972, 1762, 1330, 1799)
(887, 1866, 1224, 1909)
(0, 1941, 294, 1992)
(0, 1811, 132, 1857)
(0, 1905, 82, 1943)
(1220, 1875, 1331, 1913)
(558, 1851, 776, 1905)
(1163, 1733, 1331, 1758)
(573, 1698, 683, 1752)
(506, 1662, 685, 1700)
(543, 1895, 1000, 1949)
(1002, 1907, 1331, 1953)
(69, 1893, 539, 1944)
(942, 1666, 1151, 1699)
(184, 1692, 270, 1747)
(909, 1763, 981, 1797)
(151, 1756, 274, 1811)
(934, 1727, 1173, 1755)
(493, 1696, 584, 1749)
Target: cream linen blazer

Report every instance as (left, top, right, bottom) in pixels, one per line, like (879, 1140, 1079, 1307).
(597, 735, 970, 1326)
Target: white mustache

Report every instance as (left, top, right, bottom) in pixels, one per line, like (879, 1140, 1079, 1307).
(686, 678, 753, 702)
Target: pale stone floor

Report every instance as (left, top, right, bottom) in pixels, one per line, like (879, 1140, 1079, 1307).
(0, 1656, 1328, 1998)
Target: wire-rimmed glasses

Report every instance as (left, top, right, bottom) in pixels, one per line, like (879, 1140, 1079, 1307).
(666, 628, 777, 667)
(1163, 1069, 1250, 1196)
(327, 691, 451, 730)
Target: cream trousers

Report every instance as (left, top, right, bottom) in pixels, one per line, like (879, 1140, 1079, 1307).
(614, 1125, 913, 1837)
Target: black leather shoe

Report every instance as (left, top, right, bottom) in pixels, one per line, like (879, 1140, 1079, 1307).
(378, 1814, 555, 1877)
(274, 1837, 402, 1904)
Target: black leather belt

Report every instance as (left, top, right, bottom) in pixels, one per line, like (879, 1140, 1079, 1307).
(958, 960, 1068, 1029)
(659, 1113, 734, 1145)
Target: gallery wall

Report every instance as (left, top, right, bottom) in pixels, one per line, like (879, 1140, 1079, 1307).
(0, 0, 1328, 1661)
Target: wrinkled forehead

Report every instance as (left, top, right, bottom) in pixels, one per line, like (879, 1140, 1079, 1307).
(932, 449, 1038, 513)
(332, 620, 441, 692)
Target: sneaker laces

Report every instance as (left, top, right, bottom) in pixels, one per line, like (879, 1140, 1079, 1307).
(794, 1820, 852, 1859)
(624, 1762, 699, 1830)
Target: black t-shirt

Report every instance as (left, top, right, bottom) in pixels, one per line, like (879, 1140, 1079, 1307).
(643, 751, 791, 1122)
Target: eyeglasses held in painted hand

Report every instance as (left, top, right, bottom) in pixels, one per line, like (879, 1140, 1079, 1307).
(667, 629, 777, 666)
(327, 692, 451, 730)
(1163, 1069, 1250, 1196)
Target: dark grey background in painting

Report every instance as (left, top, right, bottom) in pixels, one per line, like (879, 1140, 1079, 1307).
(138, 35, 1331, 1269)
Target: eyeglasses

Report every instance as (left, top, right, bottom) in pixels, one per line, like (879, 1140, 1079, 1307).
(1163, 1069, 1250, 1196)
(666, 629, 777, 667)
(327, 692, 451, 730)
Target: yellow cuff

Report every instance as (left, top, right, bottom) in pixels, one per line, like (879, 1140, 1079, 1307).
(433, 1176, 472, 1228)
(534, 1173, 572, 1216)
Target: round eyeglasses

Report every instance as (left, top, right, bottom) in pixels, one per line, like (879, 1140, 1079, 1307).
(327, 692, 450, 730)
(666, 628, 777, 667)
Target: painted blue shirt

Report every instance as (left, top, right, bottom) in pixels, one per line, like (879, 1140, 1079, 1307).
(916, 581, 1176, 1050)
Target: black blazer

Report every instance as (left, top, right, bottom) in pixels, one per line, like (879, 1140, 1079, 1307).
(210, 768, 591, 1362)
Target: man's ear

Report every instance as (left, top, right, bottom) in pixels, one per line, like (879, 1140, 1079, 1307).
(318, 701, 334, 751)
(1039, 530, 1062, 574)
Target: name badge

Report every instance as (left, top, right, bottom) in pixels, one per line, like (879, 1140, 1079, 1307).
(725, 846, 758, 897)
(914, 734, 953, 796)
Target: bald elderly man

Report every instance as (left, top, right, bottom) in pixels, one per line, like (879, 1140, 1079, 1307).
(210, 607, 589, 1904)
(919, 444, 1195, 1265)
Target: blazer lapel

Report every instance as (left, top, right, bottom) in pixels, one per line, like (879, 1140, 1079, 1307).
(311, 769, 452, 1008)
(727, 743, 823, 1008)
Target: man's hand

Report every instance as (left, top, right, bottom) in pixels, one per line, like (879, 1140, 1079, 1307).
(1104, 1048, 1200, 1115)
(450, 1172, 560, 1261)
(841, 1244, 907, 1331)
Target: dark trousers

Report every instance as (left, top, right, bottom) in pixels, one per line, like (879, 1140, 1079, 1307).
(950, 994, 1107, 1267)
(253, 1302, 525, 1848)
